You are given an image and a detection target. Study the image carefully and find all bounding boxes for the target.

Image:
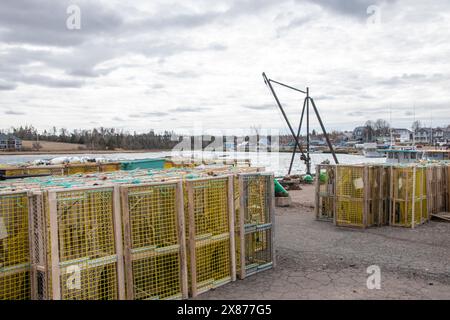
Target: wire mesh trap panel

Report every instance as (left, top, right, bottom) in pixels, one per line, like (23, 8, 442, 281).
(45, 186, 125, 300)
(427, 165, 448, 216)
(366, 166, 390, 227)
(121, 182, 187, 300)
(0, 192, 31, 300)
(390, 166, 428, 228)
(315, 165, 336, 221)
(335, 165, 367, 228)
(235, 174, 274, 279)
(185, 177, 235, 297)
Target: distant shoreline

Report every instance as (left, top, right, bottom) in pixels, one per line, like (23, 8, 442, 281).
(0, 149, 172, 156)
(0, 150, 357, 156)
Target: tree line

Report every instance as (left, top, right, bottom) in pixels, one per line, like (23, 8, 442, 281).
(5, 125, 179, 150)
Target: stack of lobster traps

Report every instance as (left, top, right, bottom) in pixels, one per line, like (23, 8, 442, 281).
(315, 162, 450, 229)
(315, 164, 390, 228)
(0, 166, 275, 300)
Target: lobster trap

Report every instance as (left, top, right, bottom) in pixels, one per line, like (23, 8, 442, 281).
(334, 165, 389, 228)
(185, 176, 236, 297)
(120, 182, 188, 300)
(0, 191, 31, 300)
(426, 164, 448, 216)
(315, 165, 336, 221)
(31, 186, 125, 300)
(390, 166, 428, 228)
(235, 173, 275, 279)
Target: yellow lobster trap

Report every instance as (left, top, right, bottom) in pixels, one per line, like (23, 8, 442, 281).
(235, 173, 275, 279)
(335, 165, 389, 228)
(30, 186, 125, 300)
(120, 181, 188, 300)
(0, 191, 31, 300)
(390, 166, 428, 228)
(185, 176, 236, 297)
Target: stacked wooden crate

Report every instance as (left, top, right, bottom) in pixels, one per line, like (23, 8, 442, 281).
(0, 166, 275, 300)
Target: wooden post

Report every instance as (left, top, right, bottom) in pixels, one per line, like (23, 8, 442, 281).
(113, 186, 125, 300)
(378, 167, 383, 226)
(269, 174, 276, 268)
(176, 181, 189, 299)
(228, 176, 236, 282)
(238, 176, 246, 279)
(405, 169, 409, 227)
(363, 166, 369, 228)
(389, 166, 393, 226)
(27, 192, 37, 300)
(419, 167, 424, 223)
(48, 191, 61, 300)
(426, 167, 432, 219)
(333, 165, 338, 225)
(411, 166, 416, 229)
(315, 165, 320, 219)
(186, 181, 197, 298)
(120, 186, 134, 300)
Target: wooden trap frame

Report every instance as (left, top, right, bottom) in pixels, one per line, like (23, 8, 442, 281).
(0, 191, 31, 300)
(315, 164, 336, 221)
(184, 176, 236, 298)
(334, 165, 389, 228)
(235, 173, 275, 280)
(390, 166, 428, 228)
(120, 181, 188, 300)
(30, 186, 125, 300)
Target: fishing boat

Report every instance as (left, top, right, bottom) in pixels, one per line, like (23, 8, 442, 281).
(385, 146, 422, 164)
(363, 143, 386, 158)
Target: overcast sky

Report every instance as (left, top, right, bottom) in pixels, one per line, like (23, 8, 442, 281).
(0, 0, 449, 134)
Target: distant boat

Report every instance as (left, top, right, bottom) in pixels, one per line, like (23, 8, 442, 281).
(363, 143, 386, 158)
(421, 149, 450, 161)
(385, 146, 422, 164)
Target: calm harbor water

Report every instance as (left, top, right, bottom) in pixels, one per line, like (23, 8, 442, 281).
(0, 151, 386, 177)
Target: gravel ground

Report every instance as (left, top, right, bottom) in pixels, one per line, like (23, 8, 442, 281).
(199, 185, 450, 300)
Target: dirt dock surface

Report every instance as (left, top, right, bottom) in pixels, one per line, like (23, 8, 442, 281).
(200, 185, 450, 300)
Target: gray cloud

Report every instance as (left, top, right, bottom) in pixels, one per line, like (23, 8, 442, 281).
(0, 82, 17, 91)
(242, 104, 273, 110)
(379, 73, 449, 86)
(129, 112, 169, 118)
(5, 110, 26, 115)
(300, 0, 395, 18)
(0, 0, 449, 132)
(0, 0, 123, 47)
(170, 107, 211, 113)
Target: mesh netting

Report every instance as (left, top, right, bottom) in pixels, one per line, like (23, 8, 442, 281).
(0, 192, 31, 300)
(124, 183, 183, 300)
